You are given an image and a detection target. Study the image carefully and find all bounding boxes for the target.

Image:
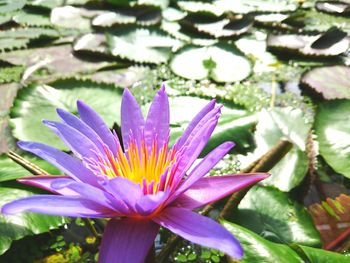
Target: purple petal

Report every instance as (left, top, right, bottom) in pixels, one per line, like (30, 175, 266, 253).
(18, 176, 78, 195)
(153, 207, 243, 259)
(135, 190, 169, 216)
(57, 108, 105, 154)
(51, 178, 127, 214)
(98, 218, 159, 263)
(1, 195, 116, 218)
(144, 84, 170, 150)
(121, 88, 145, 149)
(174, 174, 269, 209)
(43, 120, 99, 160)
(171, 108, 221, 189)
(102, 177, 142, 212)
(17, 141, 99, 187)
(174, 100, 215, 149)
(174, 141, 235, 198)
(77, 100, 117, 155)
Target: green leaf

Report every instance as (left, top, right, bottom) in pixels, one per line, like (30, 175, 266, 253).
(92, 8, 162, 27)
(180, 14, 253, 38)
(162, 96, 256, 154)
(10, 79, 123, 150)
(315, 100, 350, 179)
(107, 27, 182, 64)
(301, 66, 350, 100)
(50, 6, 96, 30)
(0, 186, 66, 255)
(0, 154, 61, 182)
(0, 0, 25, 14)
(13, 11, 52, 27)
(221, 220, 304, 263)
(296, 245, 350, 262)
(237, 186, 322, 247)
(239, 107, 310, 191)
(267, 31, 350, 57)
(316, 1, 350, 17)
(170, 43, 251, 82)
(73, 33, 109, 56)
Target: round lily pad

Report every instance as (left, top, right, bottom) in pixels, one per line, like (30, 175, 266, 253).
(301, 66, 350, 100)
(107, 27, 183, 64)
(315, 100, 350, 179)
(316, 1, 350, 16)
(10, 79, 123, 150)
(170, 43, 251, 82)
(267, 31, 350, 57)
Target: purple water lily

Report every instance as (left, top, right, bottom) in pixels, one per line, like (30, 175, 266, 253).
(2, 85, 268, 263)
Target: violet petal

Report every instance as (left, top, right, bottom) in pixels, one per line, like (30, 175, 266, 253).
(144, 84, 170, 150)
(154, 207, 243, 259)
(174, 173, 269, 209)
(1, 195, 116, 218)
(121, 89, 145, 149)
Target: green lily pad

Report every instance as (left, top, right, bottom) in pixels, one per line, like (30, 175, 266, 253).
(315, 100, 350, 179)
(239, 108, 310, 192)
(13, 11, 52, 27)
(301, 66, 350, 100)
(180, 14, 253, 38)
(267, 30, 350, 57)
(221, 220, 304, 263)
(296, 244, 350, 262)
(0, 154, 61, 182)
(316, 1, 350, 16)
(73, 33, 109, 56)
(0, 185, 66, 255)
(92, 7, 162, 27)
(237, 186, 322, 247)
(170, 43, 251, 82)
(50, 6, 100, 30)
(10, 79, 123, 150)
(107, 27, 183, 64)
(0, 0, 25, 14)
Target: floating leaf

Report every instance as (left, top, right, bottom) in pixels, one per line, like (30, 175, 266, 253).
(0, 154, 61, 182)
(315, 100, 350, 179)
(107, 0, 169, 9)
(170, 43, 251, 82)
(10, 79, 123, 150)
(316, 1, 350, 16)
(0, 185, 66, 255)
(238, 186, 322, 247)
(222, 220, 304, 263)
(267, 31, 350, 57)
(0, 45, 112, 81)
(92, 7, 162, 27)
(296, 245, 350, 262)
(73, 33, 109, 56)
(301, 66, 350, 100)
(178, 0, 298, 15)
(13, 11, 52, 27)
(50, 6, 101, 30)
(107, 27, 182, 64)
(161, 20, 217, 46)
(180, 14, 253, 38)
(0, 0, 25, 14)
(240, 107, 310, 191)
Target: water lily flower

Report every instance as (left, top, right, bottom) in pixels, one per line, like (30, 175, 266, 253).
(2, 85, 268, 263)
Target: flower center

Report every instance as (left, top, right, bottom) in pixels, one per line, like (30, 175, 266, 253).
(95, 137, 178, 194)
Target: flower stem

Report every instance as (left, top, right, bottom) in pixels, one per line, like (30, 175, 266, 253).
(220, 140, 293, 220)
